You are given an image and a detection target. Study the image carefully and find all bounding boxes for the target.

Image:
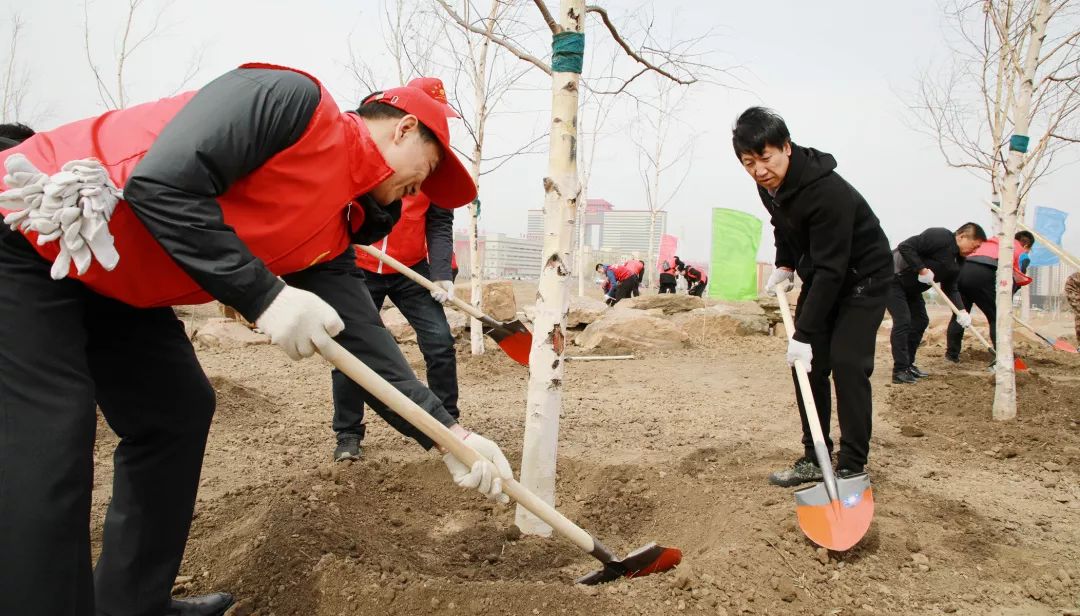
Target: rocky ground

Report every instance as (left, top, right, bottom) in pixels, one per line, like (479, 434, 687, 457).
(89, 290, 1080, 616)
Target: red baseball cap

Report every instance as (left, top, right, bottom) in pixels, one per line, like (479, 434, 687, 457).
(407, 77, 461, 118)
(369, 86, 476, 208)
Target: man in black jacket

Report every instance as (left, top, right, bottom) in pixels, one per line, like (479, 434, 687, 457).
(734, 107, 893, 487)
(887, 224, 985, 383)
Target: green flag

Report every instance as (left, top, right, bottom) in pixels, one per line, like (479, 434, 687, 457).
(709, 208, 762, 301)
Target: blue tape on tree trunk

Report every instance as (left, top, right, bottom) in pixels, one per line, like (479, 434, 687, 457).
(1010, 134, 1030, 153)
(552, 31, 585, 74)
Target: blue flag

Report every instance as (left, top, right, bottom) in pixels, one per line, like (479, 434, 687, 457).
(1028, 206, 1068, 267)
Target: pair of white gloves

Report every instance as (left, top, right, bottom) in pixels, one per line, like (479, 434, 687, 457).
(765, 268, 815, 371)
(255, 284, 510, 502)
(918, 269, 973, 327)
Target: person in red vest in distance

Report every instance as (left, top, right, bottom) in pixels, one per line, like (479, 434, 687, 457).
(658, 257, 680, 294)
(339, 77, 463, 462)
(680, 262, 709, 296)
(596, 261, 638, 305)
(0, 65, 514, 616)
(624, 257, 645, 296)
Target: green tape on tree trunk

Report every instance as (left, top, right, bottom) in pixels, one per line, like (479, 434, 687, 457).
(552, 31, 585, 74)
(1009, 134, 1029, 153)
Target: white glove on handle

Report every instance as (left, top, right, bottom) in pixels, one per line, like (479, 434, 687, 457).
(917, 269, 935, 285)
(430, 280, 454, 304)
(956, 310, 973, 329)
(255, 285, 345, 361)
(786, 339, 813, 373)
(765, 267, 795, 293)
(443, 432, 513, 504)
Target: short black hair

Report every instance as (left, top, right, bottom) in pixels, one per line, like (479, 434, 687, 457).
(0, 122, 34, 151)
(1015, 230, 1035, 249)
(732, 107, 790, 158)
(354, 98, 437, 143)
(595, 263, 604, 271)
(955, 222, 988, 241)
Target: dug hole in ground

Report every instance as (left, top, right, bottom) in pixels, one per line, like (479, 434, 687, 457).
(92, 285, 1080, 616)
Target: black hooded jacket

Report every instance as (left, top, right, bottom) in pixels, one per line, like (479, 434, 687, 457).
(757, 145, 892, 342)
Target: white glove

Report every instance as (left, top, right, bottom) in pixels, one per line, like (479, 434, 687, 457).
(766, 267, 795, 293)
(956, 310, 972, 329)
(442, 432, 514, 504)
(786, 339, 813, 372)
(255, 285, 344, 361)
(917, 269, 935, 285)
(430, 280, 454, 304)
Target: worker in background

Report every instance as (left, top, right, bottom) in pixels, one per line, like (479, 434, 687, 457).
(596, 261, 638, 305)
(681, 263, 708, 297)
(887, 223, 986, 383)
(658, 258, 678, 294)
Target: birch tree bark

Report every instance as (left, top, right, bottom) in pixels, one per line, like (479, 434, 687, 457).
(994, 0, 1051, 421)
(515, 0, 585, 536)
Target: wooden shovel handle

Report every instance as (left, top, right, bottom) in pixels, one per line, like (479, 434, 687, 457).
(929, 281, 995, 352)
(316, 338, 596, 554)
(356, 244, 487, 322)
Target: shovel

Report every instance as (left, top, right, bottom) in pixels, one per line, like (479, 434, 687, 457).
(1013, 315, 1078, 353)
(929, 281, 1029, 371)
(775, 288, 874, 551)
(316, 338, 681, 584)
(356, 244, 532, 366)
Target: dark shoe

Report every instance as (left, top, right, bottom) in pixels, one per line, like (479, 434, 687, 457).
(909, 365, 929, 379)
(836, 467, 865, 479)
(944, 353, 960, 364)
(166, 592, 235, 616)
(334, 434, 363, 462)
(768, 456, 823, 487)
(892, 370, 918, 384)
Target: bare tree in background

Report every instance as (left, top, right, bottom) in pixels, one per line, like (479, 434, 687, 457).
(1, 12, 31, 123)
(83, 0, 202, 110)
(632, 74, 694, 290)
(911, 0, 1078, 420)
(438, 0, 717, 535)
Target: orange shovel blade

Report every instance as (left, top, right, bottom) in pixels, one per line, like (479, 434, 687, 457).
(1053, 339, 1078, 353)
(794, 475, 874, 551)
(1015, 356, 1029, 371)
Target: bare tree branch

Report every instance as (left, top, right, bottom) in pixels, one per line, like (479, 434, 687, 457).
(435, 0, 553, 75)
(531, 0, 558, 34)
(584, 5, 697, 85)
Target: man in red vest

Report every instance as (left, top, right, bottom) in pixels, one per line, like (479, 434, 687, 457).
(658, 258, 679, 294)
(945, 231, 1035, 362)
(680, 263, 709, 297)
(0, 66, 513, 616)
(596, 261, 638, 305)
(336, 78, 462, 462)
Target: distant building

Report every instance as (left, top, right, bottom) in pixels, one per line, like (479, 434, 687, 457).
(526, 198, 666, 261)
(454, 231, 543, 280)
(1029, 262, 1079, 311)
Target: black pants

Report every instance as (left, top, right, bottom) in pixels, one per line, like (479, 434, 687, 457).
(658, 274, 676, 294)
(0, 227, 216, 616)
(946, 262, 997, 357)
(885, 280, 929, 373)
(282, 249, 454, 446)
(792, 274, 888, 472)
(331, 260, 459, 439)
(611, 275, 639, 303)
(688, 281, 706, 297)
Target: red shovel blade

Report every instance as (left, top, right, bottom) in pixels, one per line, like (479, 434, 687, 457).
(795, 474, 874, 551)
(483, 319, 532, 366)
(1053, 339, 1078, 353)
(1015, 356, 1029, 371)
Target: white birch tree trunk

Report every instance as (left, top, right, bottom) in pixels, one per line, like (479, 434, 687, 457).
(577, 186, 588, 296)
(645, 210, 658, 290)
(466, 1, 496, 356)
(994, 0, 1050, 421)
(515, 0, 584, 536)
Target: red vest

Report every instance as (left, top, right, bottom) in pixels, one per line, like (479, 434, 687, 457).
(356, 193, 433, 273)
(624, 259, 644, 277)
(608, 264, 634, 282)
(0, 63, 392, 307)
(968, 238, 1032, 286)
(686, 266, 707, 284)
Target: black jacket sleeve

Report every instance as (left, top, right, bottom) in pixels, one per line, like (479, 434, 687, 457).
(123, 68, 321, 321)
(774, 227, 798, 270)
(426, 204, 455, 281)
(792, 184, 856, 343)
(897, 228, 953, 273)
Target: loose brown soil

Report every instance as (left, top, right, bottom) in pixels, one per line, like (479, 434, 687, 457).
(89, 307, 1080, 615)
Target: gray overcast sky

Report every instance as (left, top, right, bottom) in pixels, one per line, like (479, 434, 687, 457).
(5, 0, 1078, 264)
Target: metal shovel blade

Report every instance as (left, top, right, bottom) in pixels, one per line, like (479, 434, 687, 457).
(1015, 356, 1029, 371)
(1054, 339, 1078, 353)
(482, 319, 533, 366)
(794, 473, 874, 552)
(575, 543, 683, 585)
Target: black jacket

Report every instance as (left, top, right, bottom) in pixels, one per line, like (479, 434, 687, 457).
(758, 145, 892, 342)
(893, 227, 964, 307)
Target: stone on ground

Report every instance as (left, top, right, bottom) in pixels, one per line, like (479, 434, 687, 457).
(671, 303, 769, 342)
(195, 318, 270, 348)
(576, 309, 689, 352)
(614, 293, 707, 315)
